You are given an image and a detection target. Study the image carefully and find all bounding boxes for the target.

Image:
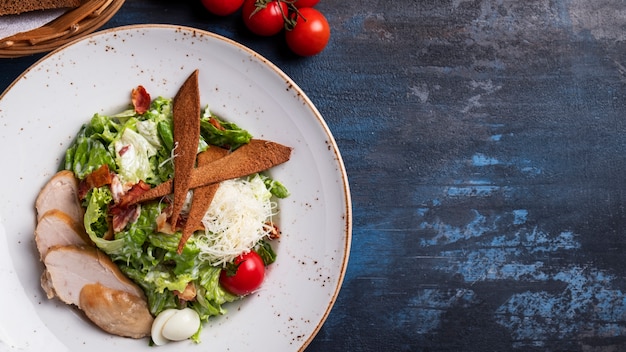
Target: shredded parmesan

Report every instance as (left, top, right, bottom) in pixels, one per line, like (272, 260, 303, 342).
(195, 175, 276, 266)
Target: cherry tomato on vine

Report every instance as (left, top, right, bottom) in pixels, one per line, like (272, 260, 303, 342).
(285, 7, 330, 56)
(219, 251, 266, 296)
(294, 0, 320, 8)
(242, 0, 288, 36)
(201, 0, 244, 16)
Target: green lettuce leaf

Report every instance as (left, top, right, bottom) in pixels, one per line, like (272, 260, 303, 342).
(200, 108, 252, 149)
(83, 187, 124, 253)
(65, 126, 116, 179)
(114, 128, 158, 185)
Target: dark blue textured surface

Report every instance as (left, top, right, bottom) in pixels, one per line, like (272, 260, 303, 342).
(4, 1, 626, 351)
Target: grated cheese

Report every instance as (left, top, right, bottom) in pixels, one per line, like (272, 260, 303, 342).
(195, 175, 276, 266)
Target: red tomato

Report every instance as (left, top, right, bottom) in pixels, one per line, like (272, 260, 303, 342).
(201, 0, 244, 16)
(242, 0, 288, 36)
(219, 251, 266, 296)
(294, 0, 320, 8)
(285, 7, 330, 56)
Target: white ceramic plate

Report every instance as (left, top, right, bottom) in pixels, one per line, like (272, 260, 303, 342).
(0, 24, 351, 351)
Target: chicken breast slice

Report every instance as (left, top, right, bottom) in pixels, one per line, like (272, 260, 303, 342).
(80, 283, 153, 338)
(42, 245, 145, 306)
(35, 209, 91, 259)
(35, 170, 83, 223)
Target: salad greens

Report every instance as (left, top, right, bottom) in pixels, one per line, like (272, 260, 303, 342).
(63, 95, 285, 341)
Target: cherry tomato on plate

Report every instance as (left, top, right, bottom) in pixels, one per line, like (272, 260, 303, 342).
(285, 7, 330, 56)
(242, 0, 288, 36)
(201, 0, 244, 16)
(294, 0, 320, 8)
(219, 250, 266, 296)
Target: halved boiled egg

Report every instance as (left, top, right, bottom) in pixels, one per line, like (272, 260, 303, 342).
(151, 308, 201, 345)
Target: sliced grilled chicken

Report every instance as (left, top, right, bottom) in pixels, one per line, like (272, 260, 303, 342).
(35, 209, 92, 259)
(35, 170, 83, 223)
(80, 283, 153, 338)
(41, 245, 144, 306)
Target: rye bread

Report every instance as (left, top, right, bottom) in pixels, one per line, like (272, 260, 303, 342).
(0, 0, 82, 16)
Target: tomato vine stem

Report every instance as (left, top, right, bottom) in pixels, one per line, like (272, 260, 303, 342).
(251, 0, 307, 31)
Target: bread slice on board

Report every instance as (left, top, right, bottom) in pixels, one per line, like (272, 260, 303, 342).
(0, 0, 82, 16)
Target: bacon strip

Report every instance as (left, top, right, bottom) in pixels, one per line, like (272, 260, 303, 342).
(128, 139, 292, 205)
(177, 147, 228, 254)
(78, 164, 113, 200)
(170, 70, 201, 228)
(132, 85, 151, 115)
(109, 203, 141, 233)
(108, 181, 151, 233)
(115, 181, 151, 207)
